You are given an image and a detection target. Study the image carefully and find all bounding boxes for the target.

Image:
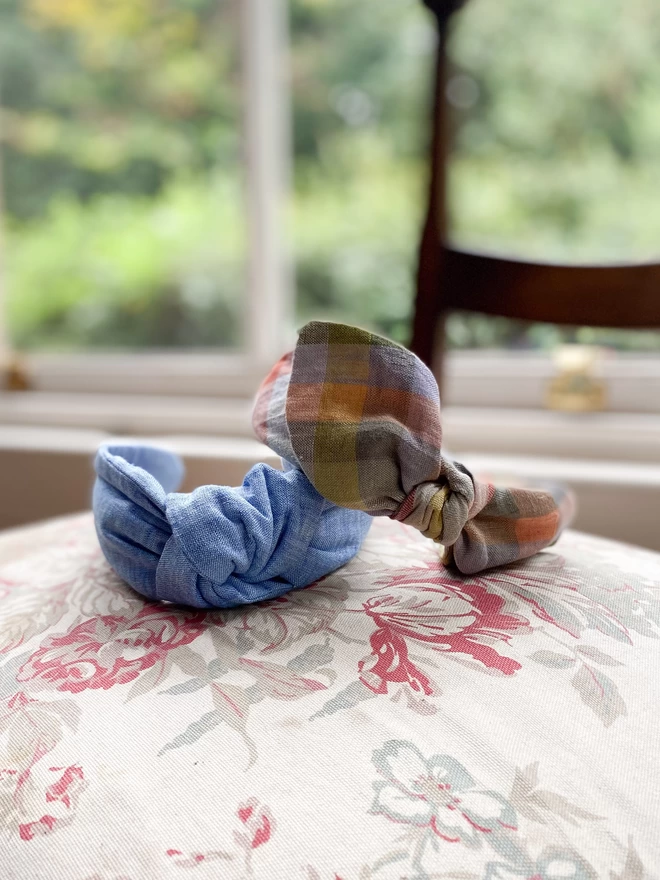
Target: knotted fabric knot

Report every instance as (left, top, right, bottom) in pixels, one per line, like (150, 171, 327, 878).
(93, 443, 370, 609)
(393, 482, 449, 542)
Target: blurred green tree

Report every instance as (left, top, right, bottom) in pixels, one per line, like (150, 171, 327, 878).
(0, 0, 659, 351)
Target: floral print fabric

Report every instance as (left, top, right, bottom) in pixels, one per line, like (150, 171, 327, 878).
(0, 513, 659, 879)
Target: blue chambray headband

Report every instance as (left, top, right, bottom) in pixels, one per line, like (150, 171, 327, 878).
(93, 444, 370, 609)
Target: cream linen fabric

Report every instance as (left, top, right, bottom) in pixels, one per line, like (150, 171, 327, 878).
(0, 513, 659, 879)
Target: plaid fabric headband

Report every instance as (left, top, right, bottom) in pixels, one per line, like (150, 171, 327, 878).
(253, 321, 575, 575)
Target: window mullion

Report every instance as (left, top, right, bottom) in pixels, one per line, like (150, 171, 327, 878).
(0, 100, 10, 367)
(240, 0, 293, 370)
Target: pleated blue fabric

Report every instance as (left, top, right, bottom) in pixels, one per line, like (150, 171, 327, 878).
(93, 444, 371, 609)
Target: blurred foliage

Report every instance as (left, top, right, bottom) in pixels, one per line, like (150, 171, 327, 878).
(0, 0, 241, 218)
(1, 0, 660, 350)
(5, 177, 245, 348)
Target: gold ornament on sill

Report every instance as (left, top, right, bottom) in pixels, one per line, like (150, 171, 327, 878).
(546, 345, 606, 412)
(1, 354, 31, 392)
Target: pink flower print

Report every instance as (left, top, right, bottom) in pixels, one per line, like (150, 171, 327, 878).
(359, 628, 433, 696)
(164, 799, 275, 871)
(365, 572, 529, 675)
(0, 577, 16, 602)
(19, 765, 86, 841)
(371, 740, 517, 845)
(235, 797, 275, 850)
(165, 848, 232, 869)
(17, 605, 206, 693)
(0, 763, 87, 841)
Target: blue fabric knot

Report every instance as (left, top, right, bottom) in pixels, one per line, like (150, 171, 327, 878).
(93, 444, 371, 609)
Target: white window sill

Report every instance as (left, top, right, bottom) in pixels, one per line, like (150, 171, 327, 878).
(15, 350, 660, 414)
(1, 422, 659, 553)
(2, 392, 659, 464)
(443, 350, 660, 414)
(0, 391, 254, 436)
(444, 407, 660, 464)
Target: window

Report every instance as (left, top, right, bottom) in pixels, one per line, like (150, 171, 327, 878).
(289, 0, 433, 345)
(0, 0, 659, 419)
(446, 0, 660, 357)
(0, 0, 290, 387)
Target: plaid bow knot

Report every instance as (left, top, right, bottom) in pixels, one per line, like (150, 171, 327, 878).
(253, 321, 575, 574)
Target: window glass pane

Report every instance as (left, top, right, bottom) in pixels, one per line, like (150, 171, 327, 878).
(0, 0, 245, 350)
(447, 0, 660, 351)
(5, 0, 658, 358)
(290, 0, 434, 345)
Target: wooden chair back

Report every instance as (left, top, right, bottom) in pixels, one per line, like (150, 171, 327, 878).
(411, 0, 660, 374)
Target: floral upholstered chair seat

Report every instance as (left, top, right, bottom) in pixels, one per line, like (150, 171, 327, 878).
(0, 513, 659, 879)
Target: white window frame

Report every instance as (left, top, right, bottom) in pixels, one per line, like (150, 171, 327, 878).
(0, 0, 659, 428)
(0, 104, 9, 372)
(0, 0, 293, 397)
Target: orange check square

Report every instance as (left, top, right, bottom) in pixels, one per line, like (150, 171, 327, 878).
(514, 511, 559, 544)
(318, 382, 368, 423)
